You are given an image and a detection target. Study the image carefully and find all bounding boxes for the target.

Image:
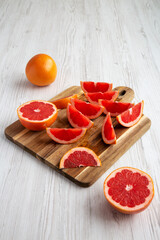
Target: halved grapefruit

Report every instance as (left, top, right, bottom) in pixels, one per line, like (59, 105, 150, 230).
(67, 103, 93, 129)
(80, 81, 112, 93)
(117, 101, 144, 127)
(99, 100, 134, 116)
(104, 167, 154, 214)
(17, 100, 58, 131)
(51, 94, 77, 109)
(70, 98, 104, 119)
(85, 91, 119, 104)
(59, 147, 102, 168)
(102, 112, 116, 144)
(46, 128, 86, 144)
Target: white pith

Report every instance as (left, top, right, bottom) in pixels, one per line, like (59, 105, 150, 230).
(104, 167, 154, 212)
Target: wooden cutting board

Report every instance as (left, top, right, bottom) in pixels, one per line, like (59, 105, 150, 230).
(5, 86, 151, 187)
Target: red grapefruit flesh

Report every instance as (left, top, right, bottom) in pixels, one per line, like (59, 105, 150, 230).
(70, 98, 104, 119)
(17, 100, 58, 131)
(81, 81, 112, 93)
(85, 91, 119, 104)
(59, 147, 102, 168)
(99, 100, 134, 116)
(104, 167, 154, 214)
(46, 128, 86, 144)
(102, 112, 116, 144)
(67, 103, 93, 129)
(117, 101, 144, 127)
(51, 94, 77, 109)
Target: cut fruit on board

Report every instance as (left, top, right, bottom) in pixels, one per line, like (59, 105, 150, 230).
(17, 100, 58, 131)
(51, 94, 77, 109)
(59, 147, 102, 168)
(67, 103, 94, 129)
(117, 101, 144, 127)
(81, 81, 113, 93)
(104, 167, 154, 214)
(102, 112, 116, 144)
(70, 98, 104, 119)
(85, 91, 119, 104)
(99, 100, 134, 116)
(46, 128, 86, 144)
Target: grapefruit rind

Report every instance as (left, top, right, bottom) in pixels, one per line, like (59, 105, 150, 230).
(51, 94, 78, 109)
(102, 113, 116, 144)
(17, 100, 58, 131)
(85, 91, 119, 104)
(116, 101, 144, 127)
(46, 128, 87, 144)
(59, 147, 102, 169)
(67, 103, 94, 129)
(80, 81, 113, 93)
(70, 98, 104, 119)
(104, 167, 154, 214)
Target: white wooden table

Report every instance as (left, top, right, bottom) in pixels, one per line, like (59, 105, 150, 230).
(0, 0, 160, 239)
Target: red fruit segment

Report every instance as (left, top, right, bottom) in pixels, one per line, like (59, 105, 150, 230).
(51, 94, 77, 109)
(99, 100, 134, 116)
(59, 147, 102, 168)
(67, 104, 93, 129)
(85, 91, 119, 104)
(81, 81, 113, 93)
(102, 112, 116, 144)
(70, 98, 104, 119)
(46, 128, 86, 144)
(117, 101, 144, 127)
(104, 167, 154, 214)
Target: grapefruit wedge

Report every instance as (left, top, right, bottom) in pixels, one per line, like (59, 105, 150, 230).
(59, 147, 102, 168)
(70, 98, 104, 119)
(51, 94, 77, 109)
(81, 81, 113, 93)
(99, 100, 134, 116)
(117, 101, 144, 127)
(67, 103, 93, 129)
(104, 167, 154, 214)
(102, 112, 116, 144)
(17, 100, 58, 131)
(46, 128, 86, 144)
(85, 91, 119, 104)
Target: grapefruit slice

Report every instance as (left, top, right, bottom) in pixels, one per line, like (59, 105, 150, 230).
(59, 147, 102, 168)
(80, 81, 112, 93)
(99, 100, 134, 116)
(67, 103, 93, 129)
(104, 167, 154, 214)
(51, 94, 77, 109)
(102, 112, 116, 144)
(46, 128, 86, 144)
(70, 98, 104, 119)
(116, 101, 144, 127)
(17, 100, 58, 131)
(85, 91, 119, 104)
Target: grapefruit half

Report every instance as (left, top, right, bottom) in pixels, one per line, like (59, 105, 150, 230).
(67, 103, 93, 129)
(46, 128, 86, 144)
(17, 100, 58, 131)
(104, 167, 154, 214)
(85, 91, 119, 104)
(59, 147, 102, 168)
(99, 100, 134, 116)
(70, 98, 104, 119)
(80, 81, 112, 93)
(51, 94, 77, 109)
(117, 101, 144, 127)
(102, 112, 116, 144)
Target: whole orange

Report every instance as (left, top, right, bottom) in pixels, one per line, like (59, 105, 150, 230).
(25, 54, 57, 86)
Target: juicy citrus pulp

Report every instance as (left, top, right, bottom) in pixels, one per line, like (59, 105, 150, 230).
(102, 112, 116, 144)
(104, 167, 154, 214)
(81, 81, 112, 93)
(17, 100, 57, 131)
(59, 147, 101, 168)
(85, 91, 119, 104)
(46, 128, 86, 144)
(70, 98, 104, 119)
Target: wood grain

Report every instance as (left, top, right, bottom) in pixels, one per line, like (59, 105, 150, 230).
(5, 86, 151, 187)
